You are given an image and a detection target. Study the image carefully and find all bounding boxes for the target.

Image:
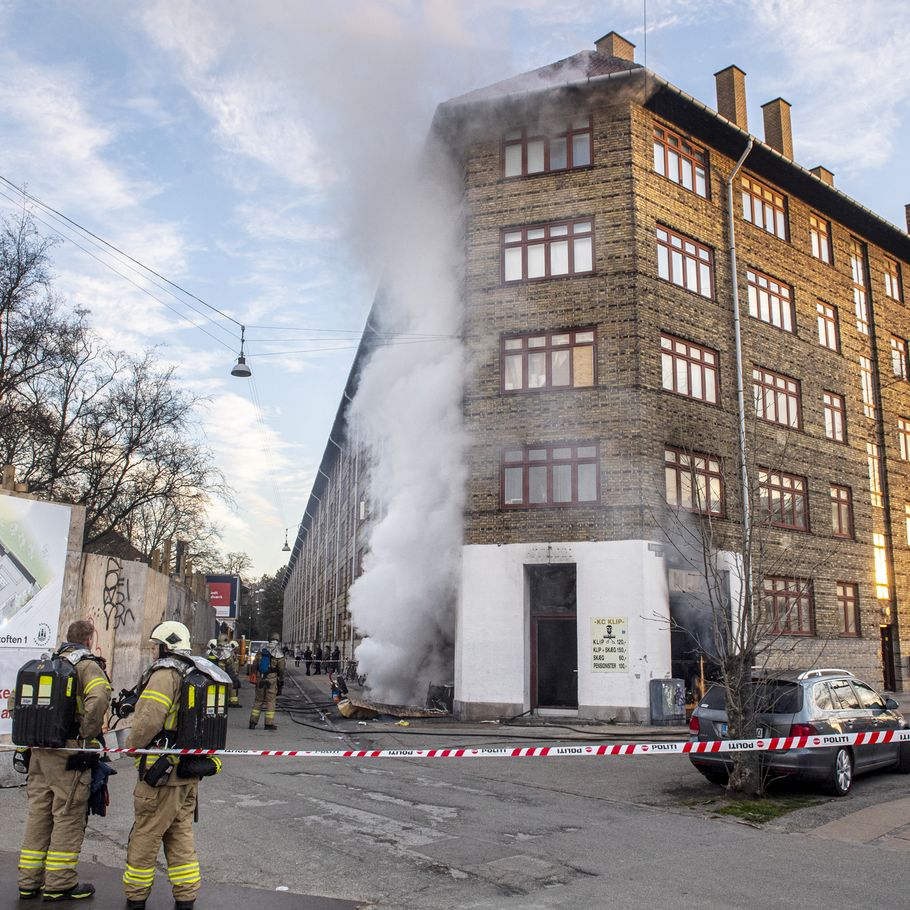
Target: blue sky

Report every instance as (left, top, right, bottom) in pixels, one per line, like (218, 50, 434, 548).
(1, 0, 907, 575)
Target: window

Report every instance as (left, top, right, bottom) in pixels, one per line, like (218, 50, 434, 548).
(503, 219, 594, 282)
(809, 213, 832, 264)
(823, 392, 846, 443)
(752, 367, 801, 429)
(502, 329, 595, 392)
(747, 269, 793, 332)
(660, 333, 718, 404)
(884, 257, 903, 302)
(855, 681, 885, 710)
(503, 117, 592, 177)
(867, 442, 883, 507)
(851, 238, 869, 334)
(873, 532, 889, 599)
(859, 356, 876, 419)
(816, 302, 839, 352)
(828, 679, 860, 709)
(830, 484, 854, 538)
(656, 227, 713, 298)
(837, 583, 860, 636)
(764, 577, 814, 635)
(501, 443, 599, 508)
(652, 125, 707, 197)
(741, 175, 787, 240)
(664, 447, 724, 515)
(759, 469, 809, 530)
(899, 417, 910, 461)
(891, 336, 908, 379)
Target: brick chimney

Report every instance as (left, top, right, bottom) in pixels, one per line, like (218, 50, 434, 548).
(595, 31, 635, 62)
(714, 66, 748, 131)
(762, 98, 793, 159)
(810, 165, 834, 187)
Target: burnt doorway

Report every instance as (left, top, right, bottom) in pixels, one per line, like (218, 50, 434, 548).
(528, 564, 577, 709)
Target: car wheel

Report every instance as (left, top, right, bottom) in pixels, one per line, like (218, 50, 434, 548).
(826, 747, 853, 796)
(701, 771, 728, 786)
(894, 741, 910, 774)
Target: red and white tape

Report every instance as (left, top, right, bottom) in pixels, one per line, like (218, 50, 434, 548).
(3, 729, 908, 759)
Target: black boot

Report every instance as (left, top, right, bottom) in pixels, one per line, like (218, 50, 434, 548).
(174, 900, 195, 910)
(18, 888, 40, 900)
(42, 882, 95, 901)
(249, 720, 257, 729)
(265, 724, 278, 730)
(126, 900, 146, 910)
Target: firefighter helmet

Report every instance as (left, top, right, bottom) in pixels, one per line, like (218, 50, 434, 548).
(207, 638, 218, 650)
(150, 621, 192, 652)
(229, 641, 239, 650)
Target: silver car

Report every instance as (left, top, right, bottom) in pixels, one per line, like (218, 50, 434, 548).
(688, 669, 910, 795)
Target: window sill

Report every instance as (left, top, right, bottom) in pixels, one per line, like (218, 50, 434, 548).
(500, 164, 595, 183)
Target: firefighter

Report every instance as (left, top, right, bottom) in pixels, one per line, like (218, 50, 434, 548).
(122, 621, 225, 910)
(248, 636, 285, 730)
(16, 618, 112, 902)
(227, 641, 241, 707)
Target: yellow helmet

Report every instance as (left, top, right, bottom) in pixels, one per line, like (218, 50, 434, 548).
(150, 621, 192, 652)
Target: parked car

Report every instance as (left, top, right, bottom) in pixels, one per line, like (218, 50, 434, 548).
(688, 668, 910, 795)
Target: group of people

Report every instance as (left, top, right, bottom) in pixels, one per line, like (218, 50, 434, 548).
(205, 638, 242, 707)
(16, 618, 226, 909)
(293, 643, 341, 676)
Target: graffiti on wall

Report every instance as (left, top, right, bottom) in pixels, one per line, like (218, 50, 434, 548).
(102, 557, 135, 631)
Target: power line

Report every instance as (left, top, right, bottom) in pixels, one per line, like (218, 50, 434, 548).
(247, 337, 453, 358)
(245, 324, 458, 338)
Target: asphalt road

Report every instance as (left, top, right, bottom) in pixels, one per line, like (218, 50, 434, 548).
(2, 665, 910, 909)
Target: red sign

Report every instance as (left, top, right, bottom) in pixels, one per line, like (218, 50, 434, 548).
(208, 582, 232, 613)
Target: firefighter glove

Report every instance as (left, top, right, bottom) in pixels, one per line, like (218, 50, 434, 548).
(88, 760, 117, 817)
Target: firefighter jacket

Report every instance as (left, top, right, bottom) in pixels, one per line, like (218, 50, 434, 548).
(59, 643, 112, 742)
(260, 649, 285, 685)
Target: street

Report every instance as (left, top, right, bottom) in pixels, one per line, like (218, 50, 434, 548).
(3, 665, 910, 909)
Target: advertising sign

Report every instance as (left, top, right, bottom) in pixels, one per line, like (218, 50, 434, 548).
(0, 494, 72, 733)
(591, 616, 629, 673)
(206, 574, 240, 619)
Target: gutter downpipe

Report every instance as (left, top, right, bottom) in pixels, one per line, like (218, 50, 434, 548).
(726, 138, 754, 623)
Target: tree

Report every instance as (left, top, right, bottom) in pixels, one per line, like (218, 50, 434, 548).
(223, 551, 253, 577)
(247, 569, 286, 640)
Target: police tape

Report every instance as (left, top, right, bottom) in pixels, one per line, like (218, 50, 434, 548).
(2, 728, 910, 759)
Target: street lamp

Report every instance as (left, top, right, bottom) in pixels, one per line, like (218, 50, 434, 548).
(231, 325, 252, 378)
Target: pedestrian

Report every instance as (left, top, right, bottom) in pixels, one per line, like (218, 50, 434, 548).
(122, 621, 225, 910)
(16, 619, 112, 902)
(331, 645, 341, 674)
(249, 635, 285, 730)
(294, 646, 301, 668)
(303, 645, 312, 676)
(313, 644, 323, 675)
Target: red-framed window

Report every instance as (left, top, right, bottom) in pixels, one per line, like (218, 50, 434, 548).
(891, 336, 908, 380)
(742, 175, 787, 240)
(664, 447, 724, 515)
(830, 484, 854, 538)
(817, 302, 839, 352)
(503, 117, 592, 178)
(764, 576, 815, 635)
(502, 328, 596, 392)
(502, 219, 594, 282)
(660, 333, 718, 404)
(899, 417, 910, 461)
(823, 391, 847, 443)
(501, 443, 599, 508)
(759, 468, 809, 530)
(837, 582, 860, 637)
(747, 268, 794, 332)
(809, 213, 832, 264)
(652, 124, 708, 197)
(850, 238, 869, 334)
(860, 356, 875, 419)
(867, 442, 883, 507)
(752, 367, 801, 429)
(884, 257, 903, 302)
(656, 226, 713, 298)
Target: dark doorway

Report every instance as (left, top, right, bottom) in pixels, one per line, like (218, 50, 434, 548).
(881, 625, 896, 692)
(528, 564, 577, 709)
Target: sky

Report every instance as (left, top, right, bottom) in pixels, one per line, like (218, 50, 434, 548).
(0, 0, 907, 576)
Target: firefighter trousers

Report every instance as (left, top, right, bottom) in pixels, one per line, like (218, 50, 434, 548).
(123, 779, 200, 903)
(249, 674, 278, 726)
(18, 749, 91, 895)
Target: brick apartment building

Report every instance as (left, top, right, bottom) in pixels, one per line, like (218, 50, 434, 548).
(283, 31, 910, 721)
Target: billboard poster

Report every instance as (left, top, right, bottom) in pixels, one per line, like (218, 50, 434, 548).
(0, 494, 72, 734)
(206, 574, 239, 619)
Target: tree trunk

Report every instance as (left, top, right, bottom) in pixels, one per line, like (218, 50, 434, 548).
(722, 652, 763, 796)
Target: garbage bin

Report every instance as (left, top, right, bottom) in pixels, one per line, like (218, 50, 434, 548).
(649, 678, 685, 726)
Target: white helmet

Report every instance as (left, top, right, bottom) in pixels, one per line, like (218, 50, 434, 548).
(230, 640, 239, 650)
(207, 638, 218, 650)
(151, 621, 192, 652)
(269, 639, 279, 649)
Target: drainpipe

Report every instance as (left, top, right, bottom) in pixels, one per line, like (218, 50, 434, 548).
(726, 139, 754, 621)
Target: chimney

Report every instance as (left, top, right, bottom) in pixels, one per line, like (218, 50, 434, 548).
(762, 97, 793, 159)
(595, 31, 635, 62)
(714, 66, 748, 131)
(810, 165, 834, 187)
(905, 203, 910, 234)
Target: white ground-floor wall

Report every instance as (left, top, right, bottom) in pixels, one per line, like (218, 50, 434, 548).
(455, 540, 674, 722)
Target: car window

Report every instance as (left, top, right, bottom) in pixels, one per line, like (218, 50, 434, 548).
(813, 682, 835, 711)
(755, 682, 802, 713)
(852, 682, 886, 710)
(700, 685, 726, 709)
(828, 679, 861, 710)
